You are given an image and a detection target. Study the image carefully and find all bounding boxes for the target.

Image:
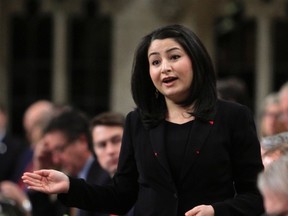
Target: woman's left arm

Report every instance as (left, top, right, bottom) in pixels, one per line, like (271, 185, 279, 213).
(212, 105, 265, 215)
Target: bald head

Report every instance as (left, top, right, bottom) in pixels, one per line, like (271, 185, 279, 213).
(23, 100, 54, 145)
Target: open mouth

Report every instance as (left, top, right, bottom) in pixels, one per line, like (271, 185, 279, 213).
(163, 77, 177, 84)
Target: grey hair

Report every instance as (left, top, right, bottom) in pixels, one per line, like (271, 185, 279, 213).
(260, 132, 288, 151)
(258, 154, 288, 197)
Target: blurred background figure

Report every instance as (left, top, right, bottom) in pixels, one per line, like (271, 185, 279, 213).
(258, 154, 288, 215)
(258, 93, 286, 138)
(279, 82, 288, 131)
(23, 100, 55, 149)
(90, 112, 125, 178)
(41, 107, 109, 216)
(260, 132, 288, 168)
(14, 100, 55, 185)
(0, 103, 24, 182)
(0, 195, 25, 216)
(0, 100, 60, 216)
(217, 76, 251, 108)
(0, 103, 27, 216)
(0, 181, 32, 216)
(90, 111, 134, 216)
(261, 142, 288, 169)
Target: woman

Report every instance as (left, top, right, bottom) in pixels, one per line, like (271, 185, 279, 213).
(22, 24, 264, 216)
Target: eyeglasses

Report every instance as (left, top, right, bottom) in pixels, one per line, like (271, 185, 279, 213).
(52, 140, 77, 154)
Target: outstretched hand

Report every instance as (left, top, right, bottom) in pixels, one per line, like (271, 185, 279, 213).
(22, 169, 70, 194)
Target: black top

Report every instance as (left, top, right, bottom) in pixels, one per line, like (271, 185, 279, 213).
(165, 120, 194, 187)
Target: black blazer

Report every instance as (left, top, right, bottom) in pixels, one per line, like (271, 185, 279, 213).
(59, 100, 264, 216)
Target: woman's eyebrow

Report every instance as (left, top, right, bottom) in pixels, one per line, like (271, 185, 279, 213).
(148, 47, 181, 58)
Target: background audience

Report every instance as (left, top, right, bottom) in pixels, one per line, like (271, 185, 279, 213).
(90, 111, 134, 216)
(258, 153, 288, 215)
(0, 100, 56, 216)
(260, 132, 288, 168)
(1, 76, 288, 216)
(39, 107, 110, 216)
(258, 93, 286, 137)
(0, 103, 24, 182)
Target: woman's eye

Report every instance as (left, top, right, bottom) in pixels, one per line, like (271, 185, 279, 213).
(171, 54, 180, 60)
(151, 60, 160, 66)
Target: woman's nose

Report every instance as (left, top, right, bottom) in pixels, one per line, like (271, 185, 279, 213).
(161, 60, 172, 73)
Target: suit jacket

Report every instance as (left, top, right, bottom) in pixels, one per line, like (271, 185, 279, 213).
(59, 100, 264, 216)
(0, 133, 24, 182)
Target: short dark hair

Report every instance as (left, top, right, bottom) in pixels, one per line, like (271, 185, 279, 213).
(43, 107, 93, 151)
(90, 112, 125, 130)
(217, 77, 249, 106)
(131, 24, 217, 128)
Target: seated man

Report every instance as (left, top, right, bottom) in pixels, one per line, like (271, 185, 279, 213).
(90, 112, 134, 216)
(40, 107, 110, 216)
(90, 112, 125, 178)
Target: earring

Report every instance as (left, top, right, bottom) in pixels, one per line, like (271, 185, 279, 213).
(155, 89, 159, 99)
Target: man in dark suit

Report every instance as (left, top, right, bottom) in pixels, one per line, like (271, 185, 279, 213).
(40, 107, 110, 216)
(0, 103, 24, 182)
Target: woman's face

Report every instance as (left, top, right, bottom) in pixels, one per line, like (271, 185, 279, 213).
(148, 38, 193, 103)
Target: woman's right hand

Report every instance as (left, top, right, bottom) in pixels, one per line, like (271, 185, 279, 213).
(22, 169, 69, 194)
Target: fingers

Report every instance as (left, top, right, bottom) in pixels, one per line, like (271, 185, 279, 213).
(33, 169, 51, 176)
(185, 205, 201, 216)
(22, 172, 44, 189)
(22, 169, 50, 179)
(25, 185, 47, 193)
(185, 205, 214, 216)
(22, 172, 42, 180)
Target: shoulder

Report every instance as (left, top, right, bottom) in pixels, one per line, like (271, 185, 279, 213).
(126, 109, 140, 119)
(215, 100, 255, 127)
(125, 109, 143, 125)
(216, 99, 252, 115)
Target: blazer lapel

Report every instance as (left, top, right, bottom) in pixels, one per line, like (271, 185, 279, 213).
(179, 107, 217, 182)
(149, 122, 171, 176)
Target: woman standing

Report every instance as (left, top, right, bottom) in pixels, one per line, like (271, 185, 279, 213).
(22, 24, 264, 216)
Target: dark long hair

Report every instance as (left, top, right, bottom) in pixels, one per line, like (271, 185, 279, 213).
(131, 24, 217, 128)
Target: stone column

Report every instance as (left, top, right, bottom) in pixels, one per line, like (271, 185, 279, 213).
(103, 0, 164, 114)
(244, 0, 286, 114)
(44, 1, 82, 105)
(183, 0, 230, 66)
(255, 16, 273, 112)
(51, 5, 69, 104)
(0, 1, 9, 109)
